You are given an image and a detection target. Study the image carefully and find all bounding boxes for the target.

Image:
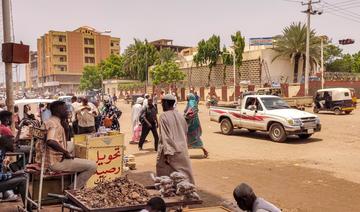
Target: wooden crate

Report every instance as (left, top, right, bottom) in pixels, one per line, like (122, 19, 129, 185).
(74, 134, 125, 187)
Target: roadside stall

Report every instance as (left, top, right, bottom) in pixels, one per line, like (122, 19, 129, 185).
(74, 131, 125, 187)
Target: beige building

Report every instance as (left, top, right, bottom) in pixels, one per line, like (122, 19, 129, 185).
(25, 51, 38, 89)
(37, 26, 120, 93)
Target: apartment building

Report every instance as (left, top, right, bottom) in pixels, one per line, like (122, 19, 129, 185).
(25, 51, 38, 89)
(37, 26, 120, 93)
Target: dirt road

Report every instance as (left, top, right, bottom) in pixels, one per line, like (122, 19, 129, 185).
(122, 101, 360, 211)
(3, 100, 360, 211)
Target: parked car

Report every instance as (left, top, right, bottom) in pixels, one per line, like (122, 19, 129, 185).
(210, 95, 321, 142)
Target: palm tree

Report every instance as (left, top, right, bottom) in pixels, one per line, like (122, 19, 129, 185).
(273, 22, 321, 83)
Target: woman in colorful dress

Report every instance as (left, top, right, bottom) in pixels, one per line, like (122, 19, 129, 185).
(184, 93, 209, 158)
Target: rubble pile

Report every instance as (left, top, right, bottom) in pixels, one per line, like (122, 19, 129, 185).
(74, 176, 151, 208)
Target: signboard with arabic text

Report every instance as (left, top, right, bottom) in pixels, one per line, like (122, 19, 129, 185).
(249, 37, 273, 46)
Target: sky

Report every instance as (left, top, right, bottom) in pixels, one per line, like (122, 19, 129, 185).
(2, 0, 360, 81)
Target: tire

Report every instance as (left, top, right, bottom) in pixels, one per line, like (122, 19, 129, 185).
(298, 134, 312, 139)
(313, 107, 319, 114)
(220, 118, 233, 135)
(248, 129, 256, 133)
(269, 123, 287, 142)
(345, 110, 352, 115)
(334, 108, 342, 115)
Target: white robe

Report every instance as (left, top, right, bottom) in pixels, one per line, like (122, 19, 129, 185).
(131, 103, 143, 133)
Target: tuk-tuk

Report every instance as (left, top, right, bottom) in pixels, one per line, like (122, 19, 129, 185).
(313, 88, 355, 115)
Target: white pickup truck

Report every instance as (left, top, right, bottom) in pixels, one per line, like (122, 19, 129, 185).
(209, 95, 321, 142)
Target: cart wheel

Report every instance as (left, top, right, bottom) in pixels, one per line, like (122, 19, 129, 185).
(334, 108, 342, 115)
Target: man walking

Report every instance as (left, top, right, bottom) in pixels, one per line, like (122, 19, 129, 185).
(156, 94, 194, 184)
(37, 101, 97, 189)
(138, 98, 159, 151)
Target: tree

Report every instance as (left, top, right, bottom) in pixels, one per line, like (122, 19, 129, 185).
(98, 54, 125, 79)
(156, 48, 177, 64)
(193, 35, 221, 86)
(221, 46, 233, 85)
(150, 61, 185, 88)
(273, 22, 321, 83)
(231, 31, 246, 79)
(79, 65, 102, 91)
(123, 39, 158, 81)
(326, 51, 360, 73)
(324, 44, 343, 64)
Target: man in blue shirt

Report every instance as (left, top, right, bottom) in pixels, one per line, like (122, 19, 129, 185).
(0, 136, 33, 211)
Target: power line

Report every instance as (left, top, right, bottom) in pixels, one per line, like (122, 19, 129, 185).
(282, 0, 302, 3)
(325, 9, 360, 23)
(322, 0, 359, 8)
(323, 0, 360, 18)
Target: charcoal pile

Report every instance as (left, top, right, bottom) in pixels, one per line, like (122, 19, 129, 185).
(73, 176, 151, 208)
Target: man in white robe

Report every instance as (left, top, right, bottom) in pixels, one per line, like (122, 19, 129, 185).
(131, 97, 144, 143)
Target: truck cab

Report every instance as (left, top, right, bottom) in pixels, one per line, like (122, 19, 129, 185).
(210, 95, 321, 142)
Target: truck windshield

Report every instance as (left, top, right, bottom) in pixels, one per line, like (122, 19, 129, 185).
(260, 97, 290, 110)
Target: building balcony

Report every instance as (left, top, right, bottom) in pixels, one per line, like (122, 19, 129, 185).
(53, 61, 67, 65)
(53, 51, 67, 55)
(52, 40, 67, 45)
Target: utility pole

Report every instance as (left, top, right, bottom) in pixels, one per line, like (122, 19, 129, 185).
(2, 0, 14, 114)
(302, 0, 321, 96)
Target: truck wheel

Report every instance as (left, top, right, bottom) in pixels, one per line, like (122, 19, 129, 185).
(248, 129, 256, 133)
(269, 123, 287, 142)
(334, 108, 342, 115)
(220, 118, 233, 135)
(345, 111, 352, 115)
(298, 134, 312, 139)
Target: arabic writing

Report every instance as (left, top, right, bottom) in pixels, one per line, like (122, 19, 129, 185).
(92, 146, 122, 185)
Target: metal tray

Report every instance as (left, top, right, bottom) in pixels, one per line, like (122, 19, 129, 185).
(66, 189, 203, 212)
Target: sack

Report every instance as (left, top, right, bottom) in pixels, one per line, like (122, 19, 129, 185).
(103, 117, 112, 128)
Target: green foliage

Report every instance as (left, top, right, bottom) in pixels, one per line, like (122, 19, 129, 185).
(156, 48, 177, 64)
(221, 46, 233, 85)
(273, 22, 321, 82)
(326, 52, 360, 73)
(324, 44, 343, 64)
(123, 39, 158, 81)
(231, 31, 246, 69)
(150, 61, 185, 86)
(193, 35, 221, 85)
(98, 54, 125, 79)
(79, 65, 102, 91)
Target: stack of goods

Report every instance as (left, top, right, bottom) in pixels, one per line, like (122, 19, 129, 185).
(151, 172, 200, 201)
(73, 176, 151, 208)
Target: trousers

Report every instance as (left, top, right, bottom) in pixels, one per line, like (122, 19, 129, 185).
(50, 158, 97, 189)
(138, 124, 159, 151)
(0, 175, 32, 210)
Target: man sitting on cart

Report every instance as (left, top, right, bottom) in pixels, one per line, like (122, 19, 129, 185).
(36, 101, 97, 189)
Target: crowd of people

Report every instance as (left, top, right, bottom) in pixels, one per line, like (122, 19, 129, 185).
(0, 91, 281, 212)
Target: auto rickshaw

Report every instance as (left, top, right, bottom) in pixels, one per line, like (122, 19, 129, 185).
(313, 88, 355, 115)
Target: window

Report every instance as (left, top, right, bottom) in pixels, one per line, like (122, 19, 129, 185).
(59, 47, 65, 52)
(84, 38, 94, 45)
(59, 36, 65, 42)
(245, 97, 256, 110)
(344, 92, 349, 97)
(60, 66, 65, 71)
(111, 42, 114, 47)
(59, 57, 65, 62)
(85, 57, 95, 63)
(85, 48, 95, 54)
